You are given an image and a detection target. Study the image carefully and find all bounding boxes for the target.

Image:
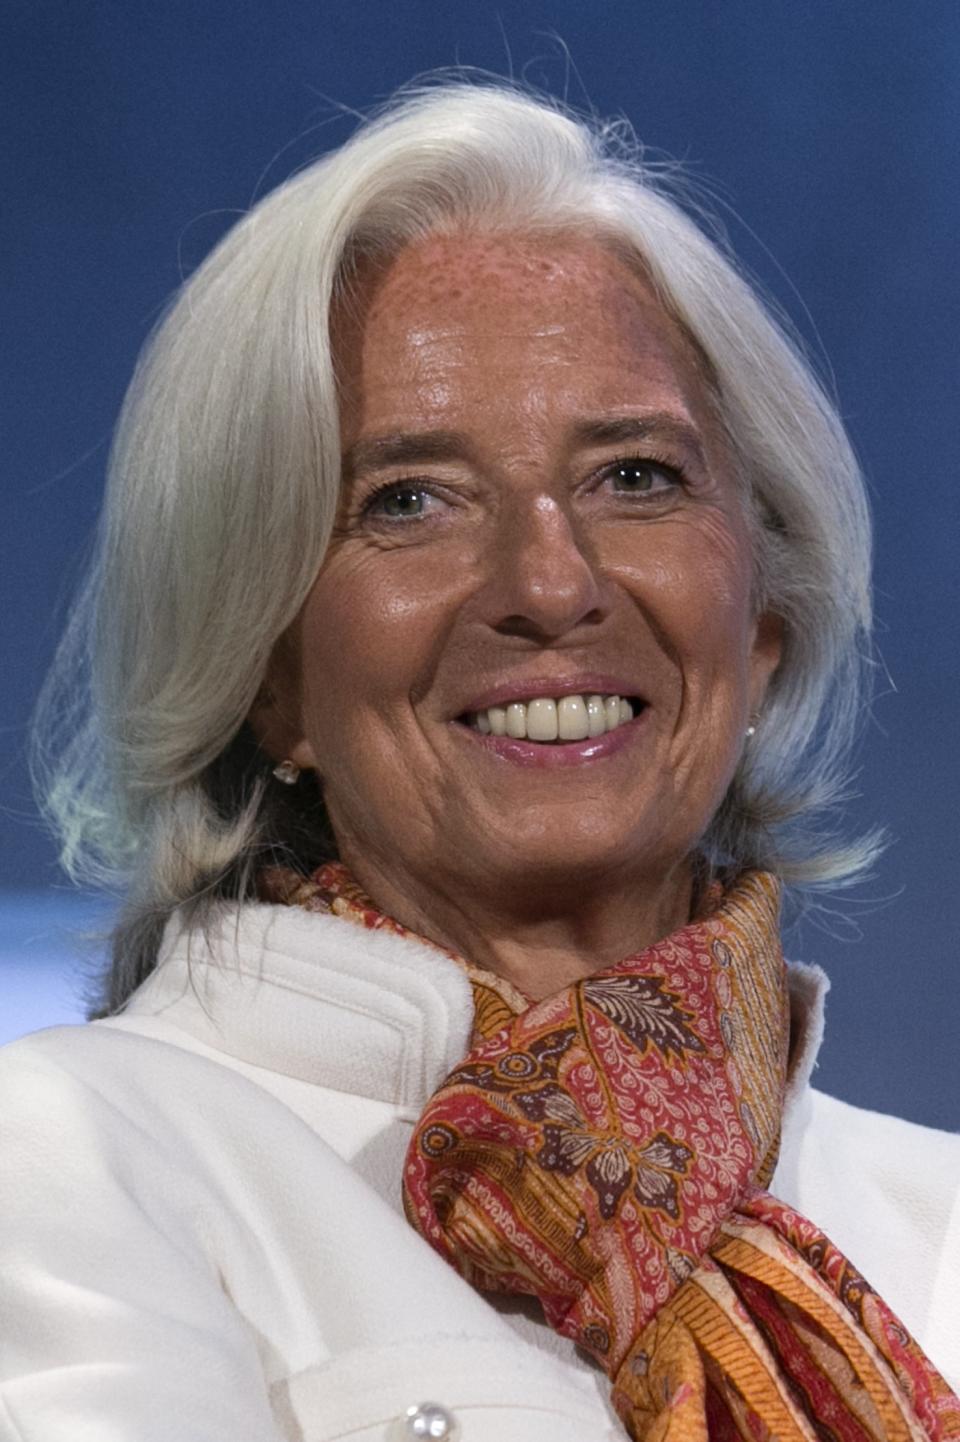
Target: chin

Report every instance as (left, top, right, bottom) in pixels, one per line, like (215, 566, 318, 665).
(479, 830, 679, 893)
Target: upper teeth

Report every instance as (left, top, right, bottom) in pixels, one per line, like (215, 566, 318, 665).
(470, 694, 634, 743)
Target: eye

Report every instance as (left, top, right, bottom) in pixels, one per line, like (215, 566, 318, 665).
(604, 456, 682, 496)
(362, 481, 445, 521)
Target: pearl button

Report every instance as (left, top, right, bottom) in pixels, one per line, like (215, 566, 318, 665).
(402, 1401, 459, 1439)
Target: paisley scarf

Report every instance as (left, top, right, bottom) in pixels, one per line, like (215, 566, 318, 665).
(262, 862, 960, 1441)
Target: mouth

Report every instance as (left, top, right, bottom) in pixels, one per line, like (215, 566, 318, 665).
(458, 691, 644, 745)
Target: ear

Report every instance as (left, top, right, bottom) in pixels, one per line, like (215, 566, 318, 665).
(247, 637, 320, 775)
(747, 609, 784, 716)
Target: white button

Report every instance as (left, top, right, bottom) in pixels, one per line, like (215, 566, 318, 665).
(402, 1401, 459, 1439)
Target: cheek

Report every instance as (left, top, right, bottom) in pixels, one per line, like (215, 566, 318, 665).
(605, 511, 756, 673)
(297, 546, 467, 722)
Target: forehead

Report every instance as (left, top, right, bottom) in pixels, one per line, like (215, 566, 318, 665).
(332, 232, 717, 428)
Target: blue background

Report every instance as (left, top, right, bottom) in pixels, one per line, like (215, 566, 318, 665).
(3, 1, 958, 1128)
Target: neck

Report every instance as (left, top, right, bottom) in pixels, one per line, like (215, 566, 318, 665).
(334, 845, 696, 1000)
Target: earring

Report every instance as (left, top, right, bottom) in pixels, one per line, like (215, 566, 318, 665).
(272, 759, 301, 785)
(744, 717, 759, 739)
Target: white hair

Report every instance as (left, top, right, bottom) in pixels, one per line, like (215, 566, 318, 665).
(33, 79, 877, 1013)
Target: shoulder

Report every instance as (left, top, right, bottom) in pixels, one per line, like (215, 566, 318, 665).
(806, 1084, 960, 1165)
(0, 1014, 225, 1114)
(0, 1025, 302, 1441)
(0, 1013, 299, 1215)
(792, 1086, 960, 1225)
(0, 1020, 156, 1123)
(0, 1022, 215, 1213)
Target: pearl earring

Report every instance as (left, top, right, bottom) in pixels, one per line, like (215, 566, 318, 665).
(272, 759, 301, 785)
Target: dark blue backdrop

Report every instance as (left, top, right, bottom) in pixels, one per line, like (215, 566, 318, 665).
(3, 0, 958, 1128)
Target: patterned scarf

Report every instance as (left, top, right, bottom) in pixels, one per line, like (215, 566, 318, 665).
(262, 863, 960, 1441)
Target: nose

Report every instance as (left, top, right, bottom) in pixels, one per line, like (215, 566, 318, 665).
(482, 493, 609, 642)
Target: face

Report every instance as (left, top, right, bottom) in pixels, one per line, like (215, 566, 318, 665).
(260, 234, 781, 913)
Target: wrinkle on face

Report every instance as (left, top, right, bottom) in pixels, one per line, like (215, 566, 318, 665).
(334, 234, 721, 469)
(256, 232, 781, 989)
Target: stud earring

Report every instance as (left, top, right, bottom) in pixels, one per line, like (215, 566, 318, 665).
(744, 717, 759, 740)
(272, 759, 301, 785)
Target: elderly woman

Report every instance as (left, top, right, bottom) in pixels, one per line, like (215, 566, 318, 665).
(4, 83, 958, 1440)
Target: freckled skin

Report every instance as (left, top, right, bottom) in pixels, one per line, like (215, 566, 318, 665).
(256, 235, 782, 998)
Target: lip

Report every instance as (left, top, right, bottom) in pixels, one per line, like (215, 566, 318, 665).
(456, 673, 646, 716)
(451, 707, 646, 767)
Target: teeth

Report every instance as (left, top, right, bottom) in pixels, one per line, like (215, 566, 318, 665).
(527, 698, 558, 742)
(586, 694, 607, 737)
(506, 702, 526, 739)
(469, 693, 636, 743)
(557, 695, 589, 741)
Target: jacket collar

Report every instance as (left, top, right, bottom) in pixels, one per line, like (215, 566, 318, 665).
(121, 901, 828, 1121)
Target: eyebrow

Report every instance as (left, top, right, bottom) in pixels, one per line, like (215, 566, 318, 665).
(570, 415, 708, 467)
(341, 412, 708, 479)
(342, 430, 469, 479)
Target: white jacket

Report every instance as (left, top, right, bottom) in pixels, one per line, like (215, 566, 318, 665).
(0, 901, 957, 1441)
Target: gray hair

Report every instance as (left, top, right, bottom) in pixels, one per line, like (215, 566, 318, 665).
(33, 80, 876, 1015)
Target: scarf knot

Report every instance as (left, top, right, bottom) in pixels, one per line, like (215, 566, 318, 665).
(264, 862, 960, 1441)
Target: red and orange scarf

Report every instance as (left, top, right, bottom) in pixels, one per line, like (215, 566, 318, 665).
(262, 863, 960, 1441)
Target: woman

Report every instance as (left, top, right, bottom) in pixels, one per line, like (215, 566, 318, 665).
(5, 82, 958, 1440)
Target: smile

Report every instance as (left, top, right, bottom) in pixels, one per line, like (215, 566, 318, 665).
(465, 693, 640, 744)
